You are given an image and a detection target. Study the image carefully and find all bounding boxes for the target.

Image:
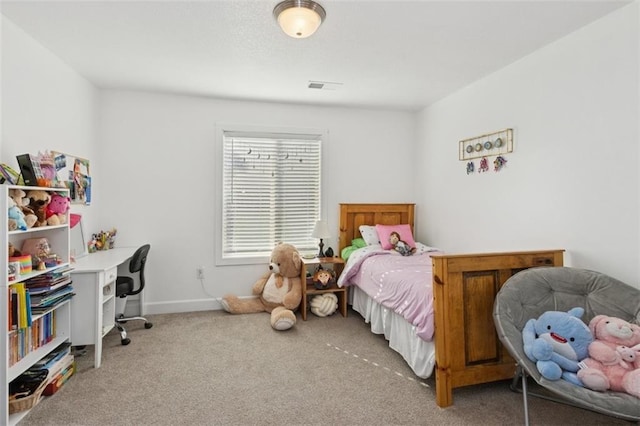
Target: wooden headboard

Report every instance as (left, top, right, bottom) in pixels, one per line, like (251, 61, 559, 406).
(338, 203, 415, 253)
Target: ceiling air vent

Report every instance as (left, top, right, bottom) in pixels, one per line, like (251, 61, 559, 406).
(308, 80, 343, 90)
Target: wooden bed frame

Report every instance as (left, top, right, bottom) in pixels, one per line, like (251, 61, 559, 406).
(338, 203, 564, 407)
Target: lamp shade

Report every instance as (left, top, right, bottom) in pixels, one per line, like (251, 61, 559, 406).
(311, 220, 330, 239)
(274, 0, 326, 39)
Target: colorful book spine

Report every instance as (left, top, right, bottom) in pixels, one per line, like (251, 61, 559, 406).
(7, 311, 57, 367)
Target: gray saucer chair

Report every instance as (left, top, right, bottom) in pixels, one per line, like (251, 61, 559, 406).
(493, 266, 640, 424)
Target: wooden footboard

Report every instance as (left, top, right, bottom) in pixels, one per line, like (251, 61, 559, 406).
(431, 250, 564, 407)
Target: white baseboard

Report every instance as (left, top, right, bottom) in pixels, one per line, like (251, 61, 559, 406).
(142, 296, 259, 315)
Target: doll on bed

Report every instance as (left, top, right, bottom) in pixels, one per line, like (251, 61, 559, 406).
(389, 231, 416, 256)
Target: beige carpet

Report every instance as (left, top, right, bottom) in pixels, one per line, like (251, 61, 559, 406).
(19, 309, 629, 425)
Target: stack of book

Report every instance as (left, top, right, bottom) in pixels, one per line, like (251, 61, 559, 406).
(28, 341, 75, 397)
(24, 266, 75, 315)
(7, 267, 75, 366)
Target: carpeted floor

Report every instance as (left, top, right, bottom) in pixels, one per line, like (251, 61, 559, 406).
(19, 309, 630, 425)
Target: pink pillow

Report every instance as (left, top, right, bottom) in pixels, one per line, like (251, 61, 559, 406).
(376, 224, 416, 250)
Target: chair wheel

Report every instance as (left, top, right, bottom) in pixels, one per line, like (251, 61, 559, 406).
(121, 338, 131, 345)
(144, 322, 153, 329)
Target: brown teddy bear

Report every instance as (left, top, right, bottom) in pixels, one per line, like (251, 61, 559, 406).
(26, 189, 51, 227)
(221, 243, 302, 331)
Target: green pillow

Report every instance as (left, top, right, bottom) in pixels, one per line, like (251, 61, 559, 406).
(341, 245, 357, 261)
(351, 238, 366, 249)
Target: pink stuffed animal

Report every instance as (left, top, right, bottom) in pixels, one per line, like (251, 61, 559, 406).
(45, 193, 71, 226)
(615, 345, 640, 369)
(577, 315, 640, 398)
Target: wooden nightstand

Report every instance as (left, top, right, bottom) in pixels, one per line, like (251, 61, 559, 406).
(300, 257, 347, 320)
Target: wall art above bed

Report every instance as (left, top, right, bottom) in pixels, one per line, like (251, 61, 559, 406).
(459, 128, 513, 161)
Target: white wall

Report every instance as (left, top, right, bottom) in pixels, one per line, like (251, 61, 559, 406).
(1, 14, 415, 315)
(415, 3, 639, 286)
(1, 17, 98, 233)
(3, 1, 638, 317)
(97, 90, 416, 313)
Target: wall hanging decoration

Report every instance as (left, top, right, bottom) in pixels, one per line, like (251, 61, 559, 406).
(466, 161, 475, 175)
(52, 152, 91, 205)
(494, 155, 508, 172)
(478, 157, 489, 173)
(459, 128, 513, 161)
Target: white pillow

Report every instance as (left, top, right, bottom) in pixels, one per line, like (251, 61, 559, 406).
(414, 242, 441, 255)
(359, 225, 380, 246)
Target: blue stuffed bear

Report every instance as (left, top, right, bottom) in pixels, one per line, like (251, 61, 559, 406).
(522, 307, 593, 386)
(8, 205, 28, 231)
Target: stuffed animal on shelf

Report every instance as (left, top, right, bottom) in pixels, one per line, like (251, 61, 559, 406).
(9, 188, 37, 229)
(8, 242, 21, 257)
(7, 196, 27, 231)
(522, 307, 593, 386)
(45, 193, 71, 226)
(26, 189, 51, 227)
(577, 315, 640, 398)
(8, 205, 28, 231)
(312, 268, 334, 290)
(221, 243, 303, 331)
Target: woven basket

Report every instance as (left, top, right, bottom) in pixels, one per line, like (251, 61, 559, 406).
(9, 377, 47, 414)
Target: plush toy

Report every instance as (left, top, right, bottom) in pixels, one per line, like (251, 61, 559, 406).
(613, 344, 640, 369)
(46, 193, 71, 226)
(8, 242, 21, 257)
(312, 268, 334, 290)
(310, 293, 338, 317)
(221, 243, 303, 331)
(26, 190, 51, 227)
(522, 307, 593, 386)
(576, 315, 640, 398)
(8, 206, 28, 231)
(7, 196, 17, 231)
(389, 231, 415, 256)
(9, 188, 37, 228)
(7, 196, 28, 231)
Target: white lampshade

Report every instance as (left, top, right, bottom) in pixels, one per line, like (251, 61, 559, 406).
(274, 0, 326, 39)
(311, 220, 330, 239)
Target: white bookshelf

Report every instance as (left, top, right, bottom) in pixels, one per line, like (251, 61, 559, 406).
(1, 185, 72, 425)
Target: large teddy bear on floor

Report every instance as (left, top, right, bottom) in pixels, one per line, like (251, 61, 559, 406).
(221, 243, 303, 331)
(522, 307, 593, 386)
(577, 315, 640, 398)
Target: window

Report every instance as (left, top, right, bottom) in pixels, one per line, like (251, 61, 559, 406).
(219, 127, 323, 262)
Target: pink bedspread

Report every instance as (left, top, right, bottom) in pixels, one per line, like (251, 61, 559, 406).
(338, 246, 438, 341)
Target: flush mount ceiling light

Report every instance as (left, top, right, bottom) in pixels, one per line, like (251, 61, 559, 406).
(274, 0, 326, 39)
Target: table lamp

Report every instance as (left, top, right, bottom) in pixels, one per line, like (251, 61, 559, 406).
(311, 220, 330, 258)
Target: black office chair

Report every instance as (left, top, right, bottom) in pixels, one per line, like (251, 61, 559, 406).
(115, 244, 153, 345)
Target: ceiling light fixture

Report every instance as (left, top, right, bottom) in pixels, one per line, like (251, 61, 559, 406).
(274, 0, 326, 39)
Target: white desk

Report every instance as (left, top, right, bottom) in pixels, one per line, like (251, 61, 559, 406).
(70, 247, 137, 368)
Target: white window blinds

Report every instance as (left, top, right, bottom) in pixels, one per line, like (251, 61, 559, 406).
(222, 132, 322, 258)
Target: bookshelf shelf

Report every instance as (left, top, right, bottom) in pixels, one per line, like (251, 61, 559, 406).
(7, 335, 69, 383)
(2, 185, 73, 425)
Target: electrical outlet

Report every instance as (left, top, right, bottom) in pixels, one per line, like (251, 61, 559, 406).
(197, 266, 205, 279)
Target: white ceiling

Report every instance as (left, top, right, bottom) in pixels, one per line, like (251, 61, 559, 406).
(1, 0, 632, 111)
